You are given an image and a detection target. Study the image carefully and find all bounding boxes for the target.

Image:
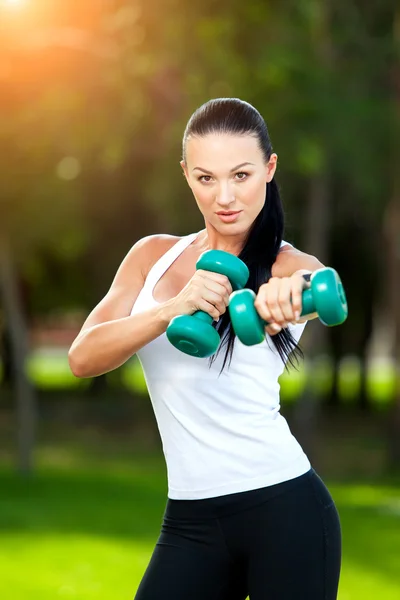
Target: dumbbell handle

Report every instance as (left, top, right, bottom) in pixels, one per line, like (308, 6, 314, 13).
(236, 281, 314, 324)
(261, 272, 338, 322)
(166, 249, 250, 357)
(178, 249, 249, 326)
(295, 287, 315, 320)
(262, 274, 315, 321)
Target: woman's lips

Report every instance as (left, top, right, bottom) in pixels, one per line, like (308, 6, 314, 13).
(216, 210, 242, 223)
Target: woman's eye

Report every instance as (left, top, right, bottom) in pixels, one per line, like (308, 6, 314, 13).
(198, 173, 248, 183)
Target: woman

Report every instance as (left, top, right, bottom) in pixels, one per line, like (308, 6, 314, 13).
(68, 98, 342, 600)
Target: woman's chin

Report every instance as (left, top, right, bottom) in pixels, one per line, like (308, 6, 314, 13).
(211, 217, 251, 236)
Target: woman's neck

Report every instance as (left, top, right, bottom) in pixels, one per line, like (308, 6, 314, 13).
(194, 226, 248, 256)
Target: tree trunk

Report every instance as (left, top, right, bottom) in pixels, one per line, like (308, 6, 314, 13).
(384, 6, 400, 470)
(292, 170, 331, 468)
(0, 236, 36, 476)
(291, 0, 338, 469)
(384, 177, 400, 467)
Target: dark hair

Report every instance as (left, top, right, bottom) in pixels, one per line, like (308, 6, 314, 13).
(182, 98, 304, 373)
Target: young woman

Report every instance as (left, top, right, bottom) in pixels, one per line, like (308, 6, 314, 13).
(69, 98, 342, 600)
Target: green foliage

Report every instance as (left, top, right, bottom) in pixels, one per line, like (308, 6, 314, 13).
(1, 351, 398, 409)
(120, 357, 149, 395)
(366, 358, 399, 410)
(26, 349, 90, 390)
(1, 0, 395, 251)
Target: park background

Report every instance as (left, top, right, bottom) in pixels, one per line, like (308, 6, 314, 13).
(0, 0, 399, 598)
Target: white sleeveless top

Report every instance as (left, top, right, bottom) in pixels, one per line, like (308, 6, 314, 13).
(130, 232, 311, 499)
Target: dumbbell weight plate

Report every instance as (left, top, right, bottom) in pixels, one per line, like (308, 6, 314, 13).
(229, 289, 265, 346)
(166, 313, 220, 357)
(311, 268, 348, 326)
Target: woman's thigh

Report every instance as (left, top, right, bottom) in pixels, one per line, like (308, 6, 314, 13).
(134, 514, 248, 600)
(224, 470, 341, 600)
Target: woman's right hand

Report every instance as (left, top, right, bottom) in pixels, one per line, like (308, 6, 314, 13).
(168, 270, 233, 321)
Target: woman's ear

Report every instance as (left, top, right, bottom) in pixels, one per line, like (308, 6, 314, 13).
(180, 160, 189, 183)
(265, 153, 278, 183)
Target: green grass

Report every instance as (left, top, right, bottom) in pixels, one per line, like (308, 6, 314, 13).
(0, 450, 399, 599)
(0, 453, 167, 600)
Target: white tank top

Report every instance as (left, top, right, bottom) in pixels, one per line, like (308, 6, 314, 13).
(130, 232, 311, 499)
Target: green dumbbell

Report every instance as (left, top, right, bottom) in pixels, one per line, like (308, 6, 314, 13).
(166, 250, 249, 357)
(229, 267, 348, 346)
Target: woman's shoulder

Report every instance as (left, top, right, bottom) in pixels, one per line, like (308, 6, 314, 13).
(136, 232, 181, 251)
(102, 234, 182, 302)
(133, 233, 184, 279)
(272, 244, 324, 278)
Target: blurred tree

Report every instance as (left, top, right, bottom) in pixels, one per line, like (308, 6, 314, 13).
(0, 3, 95, 473)
(0, 0, 398, 472)
(385, 0, 400, 467)
(0, 238, 36, 475)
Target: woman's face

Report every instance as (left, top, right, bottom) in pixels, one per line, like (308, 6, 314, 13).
(181, 133, 277, 236)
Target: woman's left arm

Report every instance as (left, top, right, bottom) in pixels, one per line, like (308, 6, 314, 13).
(254, 246, 325, 337)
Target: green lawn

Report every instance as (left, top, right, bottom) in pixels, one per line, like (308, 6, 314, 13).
(0, 450, 399, 599)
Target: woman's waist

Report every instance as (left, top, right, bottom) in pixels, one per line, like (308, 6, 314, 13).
(165, 466, 314, 515)
(161, 420, 307, 487)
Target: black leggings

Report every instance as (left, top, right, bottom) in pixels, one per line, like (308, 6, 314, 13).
(134, 469, 341, 600)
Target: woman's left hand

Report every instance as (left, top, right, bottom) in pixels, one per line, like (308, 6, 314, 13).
(254, 272, 312, 336)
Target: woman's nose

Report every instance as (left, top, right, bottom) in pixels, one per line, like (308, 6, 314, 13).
(215, 183, 235, 207)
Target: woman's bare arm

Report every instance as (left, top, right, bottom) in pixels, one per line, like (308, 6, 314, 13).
(68, 235, 179, 378)
(272, 245, 325, 322)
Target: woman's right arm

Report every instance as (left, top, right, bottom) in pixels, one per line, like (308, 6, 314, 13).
(68, 235, 179, 378)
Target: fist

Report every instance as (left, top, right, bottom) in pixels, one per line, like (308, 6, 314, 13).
(172, 269, 233, 322)
(254, 272, 311, 336)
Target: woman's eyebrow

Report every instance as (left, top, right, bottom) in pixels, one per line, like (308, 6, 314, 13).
(192, 162, 255, 174)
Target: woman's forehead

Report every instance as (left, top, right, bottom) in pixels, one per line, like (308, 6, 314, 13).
(185, 133, 262, 167)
